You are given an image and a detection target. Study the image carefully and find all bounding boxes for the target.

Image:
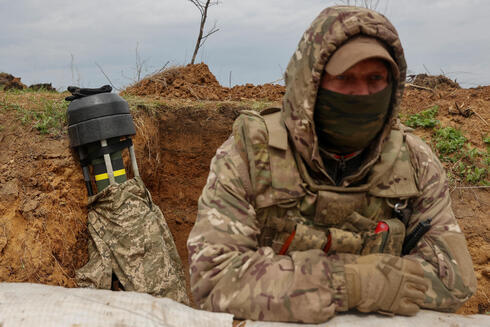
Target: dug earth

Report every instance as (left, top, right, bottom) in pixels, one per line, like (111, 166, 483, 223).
(0, 65, 488, 314)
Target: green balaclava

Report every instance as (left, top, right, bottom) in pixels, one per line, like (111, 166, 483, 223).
(314, 82, 393, 154)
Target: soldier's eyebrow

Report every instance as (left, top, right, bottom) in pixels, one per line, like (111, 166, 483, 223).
(364, 68, 388, 76)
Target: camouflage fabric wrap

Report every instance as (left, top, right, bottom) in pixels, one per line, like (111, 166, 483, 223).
(328, 228, 363, 254)
(289, 223, 329, 252)
(187, 5, 476, 324)
(329, 212, 406, 256)
(360, 218, 406, 255)
(76, 177, 189, 304)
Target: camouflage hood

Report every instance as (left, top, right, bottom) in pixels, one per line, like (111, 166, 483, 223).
(282, 6, 407, 176)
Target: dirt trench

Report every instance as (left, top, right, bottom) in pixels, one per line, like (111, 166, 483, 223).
(0, 101, 238, 301)
(130, 104, 238, 293)
(0, 88, 488, 314)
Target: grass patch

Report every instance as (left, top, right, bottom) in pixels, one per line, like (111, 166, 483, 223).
(403, 105, 439, 128)
(123, 94, 278, 114)
(35, 99, 68, 135)
(17, 99, 67, 135)
(0, 91, 68, 136)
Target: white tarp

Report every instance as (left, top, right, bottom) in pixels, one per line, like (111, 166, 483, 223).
(0, 283, 488, 327)
(0, 283, 233, 327)
(245, 309, 490, 327)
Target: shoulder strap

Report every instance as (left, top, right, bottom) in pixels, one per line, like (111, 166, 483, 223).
(261, 108, 288, 151)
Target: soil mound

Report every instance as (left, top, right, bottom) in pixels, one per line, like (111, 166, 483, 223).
(0, 73, 26, 90)
(408, 73, 461, 90)
(123, 63, 285, 101)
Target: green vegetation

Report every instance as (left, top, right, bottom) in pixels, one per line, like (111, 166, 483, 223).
(433, 129, 488, 185)
(484, 134, 490, 146)
(404, 107, 488, 185)
(35, 100, 68, 135)
(403, 105, 439, 128)
(434, 127, 466, 154)
(0, 90, 68, 136)
(17, 100, 67, 135)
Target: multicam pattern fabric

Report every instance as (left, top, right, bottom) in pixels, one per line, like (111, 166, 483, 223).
(187, 5, 476, 323)
(344, 254, 428, 315)
(76, 177, 189, 304)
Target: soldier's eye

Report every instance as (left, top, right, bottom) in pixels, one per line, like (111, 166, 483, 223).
(370, 74, 384, 81)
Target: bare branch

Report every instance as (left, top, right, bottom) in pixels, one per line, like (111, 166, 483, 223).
(338, 0, 386, 11)
(70, 54, 81, 86)
(405, 83, 435, 92)
(188, 0, 205, 15)
(149, 60, 171, 76)
(199, 21, 220, 48)
(453, 186, 490, 189)
(95, 62, 120, 91)
(134, 42, 150, 82)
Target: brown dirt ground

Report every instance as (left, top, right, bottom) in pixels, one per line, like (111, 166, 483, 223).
(0, 72, 488, 315)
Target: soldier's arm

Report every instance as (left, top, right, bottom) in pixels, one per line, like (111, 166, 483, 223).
(404, 133, 477, 311)
(187, 116, 351, 323)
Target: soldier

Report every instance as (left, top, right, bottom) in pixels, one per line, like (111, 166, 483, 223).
(187, 5, 476, 323)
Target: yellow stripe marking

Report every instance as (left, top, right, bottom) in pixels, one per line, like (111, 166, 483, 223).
(95, 169, 126, 181)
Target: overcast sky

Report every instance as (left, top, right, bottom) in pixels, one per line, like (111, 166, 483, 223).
(1, 0, 489, 90)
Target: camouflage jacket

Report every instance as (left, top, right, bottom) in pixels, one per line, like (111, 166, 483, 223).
(187, 6, 476, 323)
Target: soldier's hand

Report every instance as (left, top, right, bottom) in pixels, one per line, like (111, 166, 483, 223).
(344, 254, 428, 316)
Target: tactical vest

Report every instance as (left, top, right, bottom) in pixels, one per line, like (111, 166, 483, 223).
(250, 109, 420, 254)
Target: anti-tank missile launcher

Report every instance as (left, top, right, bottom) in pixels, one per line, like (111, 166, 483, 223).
(66, 85, 139, 195)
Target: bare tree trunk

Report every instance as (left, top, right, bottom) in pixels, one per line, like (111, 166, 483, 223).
(189, 0, 219, 65)
(191, 0, 209, 64)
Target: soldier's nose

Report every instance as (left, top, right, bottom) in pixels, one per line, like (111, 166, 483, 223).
(350, 81, 370, 95)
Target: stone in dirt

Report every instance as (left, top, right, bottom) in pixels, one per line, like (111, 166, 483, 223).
(0, 180, 19, 198)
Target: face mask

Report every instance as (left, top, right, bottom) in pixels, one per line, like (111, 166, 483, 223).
(314, 83, 393, 154)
